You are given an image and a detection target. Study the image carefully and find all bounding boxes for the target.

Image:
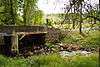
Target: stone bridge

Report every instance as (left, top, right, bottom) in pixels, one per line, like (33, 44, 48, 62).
(0, 26, 47, 35)
(0, 26, 62, 55)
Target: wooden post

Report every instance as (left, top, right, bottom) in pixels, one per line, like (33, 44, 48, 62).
(11, 33, 19, 54)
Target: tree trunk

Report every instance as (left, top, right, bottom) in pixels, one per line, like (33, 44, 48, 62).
(10, 0, 15, 25)
(99, 0, 100, 11)
(79, 3, 83, 34)
(23, 0, 26, 25)
(73, 5, 75, 29)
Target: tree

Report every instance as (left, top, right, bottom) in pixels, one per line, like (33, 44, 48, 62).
(0, 0, 43, 25)
(63, 0, 84, 33)
(32, 10, 43, 25)
(62, 0, 99, 34)
(0, 0, 17, 25)
(17, 0, 43, 25)
(23, 0, 38, 25)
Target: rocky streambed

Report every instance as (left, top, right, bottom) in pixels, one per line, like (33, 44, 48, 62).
(59, 50, 93, 57)
(55, 43, 99, 57)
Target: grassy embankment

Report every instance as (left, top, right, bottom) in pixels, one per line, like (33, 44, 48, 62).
(61, 30, 100, 48)
(0, 53, 99, 67)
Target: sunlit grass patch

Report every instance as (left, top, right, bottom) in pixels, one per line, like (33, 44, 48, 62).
(0, 53, 99, 67)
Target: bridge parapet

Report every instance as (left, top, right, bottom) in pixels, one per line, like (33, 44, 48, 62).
(0, 25, 47, 54)
(0, 26, 47, 35)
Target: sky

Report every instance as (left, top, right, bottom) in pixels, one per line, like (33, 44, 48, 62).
(37, 0, 99, 14)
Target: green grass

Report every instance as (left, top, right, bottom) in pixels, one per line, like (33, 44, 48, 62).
(80, 30, 100, 48)
(61, 30, 100, 48)
(0, 53, 99, 67)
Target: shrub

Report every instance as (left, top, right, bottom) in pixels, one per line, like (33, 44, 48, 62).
(80, 31, 100, 48)
(60, 30, 100, 48)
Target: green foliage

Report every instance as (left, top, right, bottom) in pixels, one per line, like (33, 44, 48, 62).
(61, 33, 83, 44)
(23, 0, 38, 25)
(45, 43, 55, 48)
(0, 0, 18, 25)
(0, 6, 4, 12)
(80, 31, 100, 48)
(63, 30, 99, 48)
(19, 0, 44, 25)
(67, 54, 99, 67)
(0, 53, 99, 67)
(0, 0, 43, 25)
(32, 10, 44, 25)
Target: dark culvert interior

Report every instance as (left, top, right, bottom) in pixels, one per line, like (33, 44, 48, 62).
(0, 33, 46, 56)
(19, 33, 46, 55)
(0, 36, 12, 56)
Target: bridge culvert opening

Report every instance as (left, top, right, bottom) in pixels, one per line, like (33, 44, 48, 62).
(19, 33, 46, 55)
(0, 36, 12, 56)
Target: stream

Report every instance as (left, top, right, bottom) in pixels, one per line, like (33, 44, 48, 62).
(59, 50, 92, 57)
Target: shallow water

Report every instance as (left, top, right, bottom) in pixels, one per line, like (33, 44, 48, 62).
(59, 50, 92, 57)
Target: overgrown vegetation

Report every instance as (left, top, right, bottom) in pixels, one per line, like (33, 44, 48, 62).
(0, 0, 44, 25)
(0, 0, 99, 67)
(0, 53, 99, 67)
(80, 31, 100, 48)
(61, 30, 100, 48)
